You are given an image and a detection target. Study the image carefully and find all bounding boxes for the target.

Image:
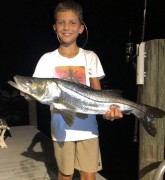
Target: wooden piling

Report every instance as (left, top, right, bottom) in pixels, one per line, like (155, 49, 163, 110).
(138, 39, 165, 180)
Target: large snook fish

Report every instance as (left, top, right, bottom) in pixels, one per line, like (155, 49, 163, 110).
(8, 75, 165, 137)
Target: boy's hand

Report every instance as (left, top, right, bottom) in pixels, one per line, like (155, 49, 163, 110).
(20, 91, 33, 101)
(103, 105, 123, 121)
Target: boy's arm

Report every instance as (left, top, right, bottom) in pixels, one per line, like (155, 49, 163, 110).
(90, 77, 101, 90)
(90, 77, 123, 121)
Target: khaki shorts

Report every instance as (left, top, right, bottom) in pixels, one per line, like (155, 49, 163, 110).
(53, 137, 102, 175)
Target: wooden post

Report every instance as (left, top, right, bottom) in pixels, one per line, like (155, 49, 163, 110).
(28, 100, 37, 127)
(138, 39, 165, 180)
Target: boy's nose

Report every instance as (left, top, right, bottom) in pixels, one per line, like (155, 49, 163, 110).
(64, 23, 69, 30)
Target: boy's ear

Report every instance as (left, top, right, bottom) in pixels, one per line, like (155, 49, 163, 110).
(53, 24, 56, 32)
(79, 24, 84, 34)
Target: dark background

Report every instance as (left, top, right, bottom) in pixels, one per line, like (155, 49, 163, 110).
(1, 0, 165, 180)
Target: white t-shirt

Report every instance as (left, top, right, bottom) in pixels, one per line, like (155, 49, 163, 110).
(33, 48, 105, 141)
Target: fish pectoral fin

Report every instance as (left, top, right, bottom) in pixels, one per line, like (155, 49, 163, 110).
(52, 100, 77, 111)
(58, 99, 77, 110)
(52, 100, 77, 127)
(61, 110, 76, 127)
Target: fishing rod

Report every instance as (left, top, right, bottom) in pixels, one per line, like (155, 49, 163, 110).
(125, 0, 148, 142)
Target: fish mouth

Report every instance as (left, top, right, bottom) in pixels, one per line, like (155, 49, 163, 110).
(8, 75, 30, 93)
(8, 80, 20, 91)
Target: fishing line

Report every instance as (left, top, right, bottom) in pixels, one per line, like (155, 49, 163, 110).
(125, 0, 135, 65)
(81, 21, 88, 48)
(133, 0, 148, 142)
(141, 0, 147, 42)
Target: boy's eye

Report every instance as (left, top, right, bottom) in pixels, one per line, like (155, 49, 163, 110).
(57, 21, 63, 25)
(70, 21, 76, 24)
(56, 21, 76, 25)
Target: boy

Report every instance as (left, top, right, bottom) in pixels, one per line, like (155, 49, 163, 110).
(22, 0, 123, 179)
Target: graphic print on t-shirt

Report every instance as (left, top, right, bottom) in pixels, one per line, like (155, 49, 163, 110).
(54, 66, 86, 84)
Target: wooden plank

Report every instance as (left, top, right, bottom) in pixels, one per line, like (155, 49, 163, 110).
(0, 126, 57, 180)
(0, 126, 107, 180)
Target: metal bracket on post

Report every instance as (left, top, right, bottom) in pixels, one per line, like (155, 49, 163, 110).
(0, 118, 10, 148)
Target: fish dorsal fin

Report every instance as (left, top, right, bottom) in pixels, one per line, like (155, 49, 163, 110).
(101, 89, 123, 97)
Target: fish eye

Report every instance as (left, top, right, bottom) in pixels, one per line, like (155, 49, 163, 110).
(26, 79, 33, 85)
(28, 79, 33, 83)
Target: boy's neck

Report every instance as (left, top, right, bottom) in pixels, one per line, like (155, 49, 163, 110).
(58, 45, 79, 58)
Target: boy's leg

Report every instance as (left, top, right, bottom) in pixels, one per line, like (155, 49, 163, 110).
(75, 137, 102, 180)
(53, 138, 101, 180)
(53, 141, 75, 179)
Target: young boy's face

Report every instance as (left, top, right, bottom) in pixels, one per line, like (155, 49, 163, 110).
(53, 10, 84, 45)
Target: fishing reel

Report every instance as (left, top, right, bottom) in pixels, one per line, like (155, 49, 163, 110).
(125, 42, 146, 85)
(125, 43, 137, 66)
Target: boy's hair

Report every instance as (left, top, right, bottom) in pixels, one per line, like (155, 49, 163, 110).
(54, 0, 83, 23)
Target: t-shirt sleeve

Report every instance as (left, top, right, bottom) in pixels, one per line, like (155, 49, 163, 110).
(87, 51, 105, 79)
(33, 54, 54, 78)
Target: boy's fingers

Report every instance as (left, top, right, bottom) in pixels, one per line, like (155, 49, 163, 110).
(103, 106, 123, 121)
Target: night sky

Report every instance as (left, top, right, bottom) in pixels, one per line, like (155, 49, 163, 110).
(1, 0, 165, 90)
(1, 0, 165, 180)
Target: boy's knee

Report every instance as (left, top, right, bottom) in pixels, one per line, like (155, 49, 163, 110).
(58, 170, 73, 180)
(80, 171, 96, 180)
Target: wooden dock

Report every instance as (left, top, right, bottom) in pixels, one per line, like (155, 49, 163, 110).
(0, 125, 107, 180)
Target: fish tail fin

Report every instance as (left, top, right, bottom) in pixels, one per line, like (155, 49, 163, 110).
(133, 105, 165, 137)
